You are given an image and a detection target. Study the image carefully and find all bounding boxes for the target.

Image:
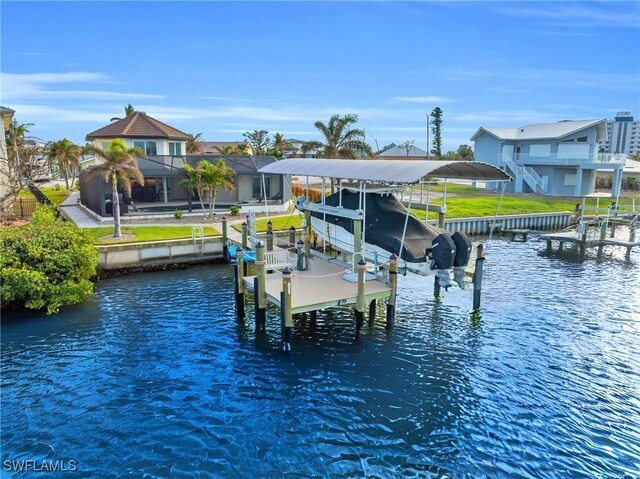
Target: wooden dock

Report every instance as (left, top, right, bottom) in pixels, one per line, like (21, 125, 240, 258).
(243, 256, 391, 314)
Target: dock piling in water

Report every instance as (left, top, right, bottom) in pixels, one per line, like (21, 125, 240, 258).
(281, 267, 293, 352)
(222, 216, 228, 258)
(254, 241, 267, 334)
(473, 244, 485, 311)
(369, 298, 376, 326)
(354, 258, 366, 338)
(386, 254, 398, 329)
(235, 247, 246, 319)
(241, 221, 248, 250)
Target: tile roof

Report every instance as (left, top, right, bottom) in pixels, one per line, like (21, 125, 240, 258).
(86, 112, 190, 141)
(471, 119, 606, 141)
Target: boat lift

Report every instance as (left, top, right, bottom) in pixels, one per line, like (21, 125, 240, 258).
(233, 159, 510, 351)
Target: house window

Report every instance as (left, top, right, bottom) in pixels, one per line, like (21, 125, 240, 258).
(564, 174, 576, 186)
(577, 136, 588, 142)
(252, 176, 270, 199)
(101, 141, 111, 150)
(169, 142, 182, 156)
(529, 144, 550, 157)
(133, 140, 157, 156)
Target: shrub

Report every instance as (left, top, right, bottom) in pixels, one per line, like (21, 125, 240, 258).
(230, 205, 241, 216)
(1, 205, 98, 314)
(174, 209, 183, 219)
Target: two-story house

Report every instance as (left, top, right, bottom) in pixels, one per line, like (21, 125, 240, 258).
(471, 119, 626, 197)
(81, 112, 289, 217)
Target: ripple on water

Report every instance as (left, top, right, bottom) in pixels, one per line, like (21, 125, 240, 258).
(1, 240, 640, 477)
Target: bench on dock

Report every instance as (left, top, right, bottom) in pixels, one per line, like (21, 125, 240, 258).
(264, 250, 297, 271)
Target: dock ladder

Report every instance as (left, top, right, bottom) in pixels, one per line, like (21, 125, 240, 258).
(192, 226, 204, 255)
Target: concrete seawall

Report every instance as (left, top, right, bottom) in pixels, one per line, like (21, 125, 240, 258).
(437, 211, 573, 235)
(97, 236, 225, 271)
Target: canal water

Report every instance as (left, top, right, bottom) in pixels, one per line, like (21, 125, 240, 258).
(2, 239, 639, 478)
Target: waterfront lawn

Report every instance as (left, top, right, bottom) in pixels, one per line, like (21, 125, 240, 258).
(232, 214, 302, 233)
(19, 187, 70, 206)
(88, 226, 220, 244)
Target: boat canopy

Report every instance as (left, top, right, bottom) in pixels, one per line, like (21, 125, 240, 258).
(258, 159, 511, 184)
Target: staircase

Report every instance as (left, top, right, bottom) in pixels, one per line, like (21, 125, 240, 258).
(503, 157, 547, 193)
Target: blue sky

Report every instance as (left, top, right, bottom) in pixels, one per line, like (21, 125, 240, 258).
(1, 1, 638, 152)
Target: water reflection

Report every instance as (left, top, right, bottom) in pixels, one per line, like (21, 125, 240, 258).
(2, 240, 639, 477)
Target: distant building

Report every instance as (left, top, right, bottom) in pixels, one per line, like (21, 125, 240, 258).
(598, 111, 640, 154)
(379, 144, 428, 160)
(471, 118, 626, 197)
(197, 141, 253, 155)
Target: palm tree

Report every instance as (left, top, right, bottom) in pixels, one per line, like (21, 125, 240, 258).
(84, 139, 145, 238)
(200, 159, 235, 217)
(312, 114, 369, 159)
(46, 138, 82, 190)
(186, 132, 204, 154)
(110, 104, 135, 122)
(179, 164, 207, 215)
(235, 142, 250, 155)
(214, 145, 237, 155)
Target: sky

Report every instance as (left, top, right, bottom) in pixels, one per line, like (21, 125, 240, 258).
(1, 1, 639, 152)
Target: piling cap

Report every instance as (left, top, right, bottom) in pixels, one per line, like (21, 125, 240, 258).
(221, 216, 227, 221)
(297, 239, 304, 245)
(282, 266, 292, 276)
(267, 220, 273, 226)
(389, 253, 398, 261)
(241, 221, 247, 229)
(289, 225, 296, 231)
(256, 240, 264, 248)
(357, 258, 367, 269)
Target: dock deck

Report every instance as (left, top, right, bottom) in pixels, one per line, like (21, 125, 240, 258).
(244, 257, 391, 314)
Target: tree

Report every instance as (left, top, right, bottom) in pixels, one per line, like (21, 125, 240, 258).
(312, 114, 369, 159)
(456, 144, 474, 161)
(110, 104, 135, 122)
(400, 140, 415, 156)
(84, 139, 145, 238)
(179, 163, 207, 215)
(186, 132, 204, 154)
(242, 130, 271, 155)
(0, 204, 98, 314)
(46, 138, 82, 190)
(214, 145, 237, 155)
(1, 120, 49, 217)
(629, 153, 640, 162)
(430, 107, 444, 159)
(270, 133, 293, 159)
(200, 159, 235, 216)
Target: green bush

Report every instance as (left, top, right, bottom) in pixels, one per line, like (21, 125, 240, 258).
(174, 209, 183, 219)
(1, 205, 98, 314)
(230, 205, 241, 216)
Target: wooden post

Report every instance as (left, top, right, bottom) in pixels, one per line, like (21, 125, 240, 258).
(304, 210, 312, 257)
(281, 267, 293, 352)
(266, 220, 273, 252)
(438, 205, 446, 229)
(222, 216, 228, 259)
(558, 242, 564, 252)
(289, 226, 296, 251)
(472, 244, 485, 311)
(386, 253, 398, 329)
(254, 240, 267, 334)
(235, 247, 245, 319)
(354, 258, 366, 339)
(610, 206, 617, 238)
(434, 276, 441, 298)
(241, 221, 248, 250)
(353, 219, 362, 264)
(368, 298, 376, 327)
(546, 240, 552, 254)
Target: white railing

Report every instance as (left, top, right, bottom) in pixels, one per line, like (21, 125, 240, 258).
(503, 157, 547, 193)
(507, 152, 627, 166)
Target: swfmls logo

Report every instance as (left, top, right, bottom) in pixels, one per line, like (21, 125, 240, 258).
(3, 459, 78, 472)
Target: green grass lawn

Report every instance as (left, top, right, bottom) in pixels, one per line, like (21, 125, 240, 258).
(19, 186, 70, 206)
(87, 226, 221, 244)
(233, 213, 302, 233)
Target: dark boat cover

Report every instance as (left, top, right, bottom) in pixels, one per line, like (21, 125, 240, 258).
(310, 191, 444, 263)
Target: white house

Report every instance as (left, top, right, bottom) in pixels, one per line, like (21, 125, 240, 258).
(471, 119, 626, 197)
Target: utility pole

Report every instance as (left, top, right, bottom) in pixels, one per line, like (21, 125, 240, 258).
(426, 114, 430, 159)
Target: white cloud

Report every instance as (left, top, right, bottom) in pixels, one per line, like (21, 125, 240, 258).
(393, 96, 455, 104)
(1, 71, 165, 102)
(497, 3, 639, 29)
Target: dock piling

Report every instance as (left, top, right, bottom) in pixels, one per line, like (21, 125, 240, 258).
(266, 220, 273, 251)
(434, 276, 441, 299)
(386, 254, 398, 329)
(304, 211, 312, 258)
(235, 248, 245, 319)
(254, 241, 267, 334)
(289, 226, 296, 251)
(472, 244, 485, 311)
(241, 221, 248, 250)
(368, 299, 376, 327)
(354, 258, 366, 338)
(281, 267, 293, 352)
(222, 216, 228, 259)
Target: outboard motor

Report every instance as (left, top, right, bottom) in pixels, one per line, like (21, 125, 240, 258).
(451, 232, 472, 289)
(428, 233, 456, 270)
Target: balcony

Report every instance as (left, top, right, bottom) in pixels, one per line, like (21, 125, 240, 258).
(507, 152, 627, 166)
(135, 155, 188, 176)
